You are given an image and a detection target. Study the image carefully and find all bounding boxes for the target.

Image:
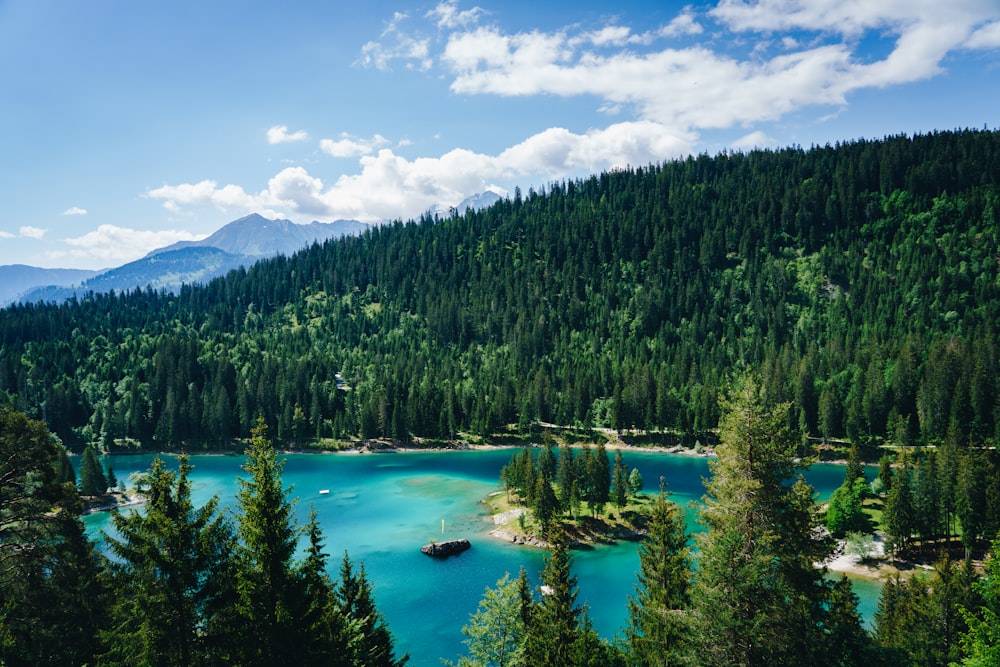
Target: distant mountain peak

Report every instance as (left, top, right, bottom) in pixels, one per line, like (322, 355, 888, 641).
(425, 190, 503, 220)
(147, 214, 370, 259)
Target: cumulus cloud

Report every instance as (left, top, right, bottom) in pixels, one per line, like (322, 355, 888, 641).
(966, 20, 1000, 49)
(267, 125, 308, 144)
(61, 225, 207, 265)
(19, 226, 47, 239)
(0, 231, 14, 239)
(427, 0, 485, 29)
(146, 2, 1000, 229)
(436, 1, 999, 133)
(442, 28, 862, 129)
(62, 206, 88, 216)
(148, 121, 693, 223)
(659, 8, 704, 38)
(320, 133, 391, 158)
(732, 130, 778, 150)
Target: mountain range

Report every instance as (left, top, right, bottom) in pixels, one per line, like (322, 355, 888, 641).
(1, 192, 501, 305)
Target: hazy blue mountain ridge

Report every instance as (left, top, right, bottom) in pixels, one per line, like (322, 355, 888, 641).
(5, 192, 503, 305)
(0, 265, 100, 305)
(19, 247, 252, 303)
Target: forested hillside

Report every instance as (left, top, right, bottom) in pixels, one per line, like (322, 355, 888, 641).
(1, 130, 998, 450)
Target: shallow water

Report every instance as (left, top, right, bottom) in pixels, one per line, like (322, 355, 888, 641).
(84, 449, 876, 665)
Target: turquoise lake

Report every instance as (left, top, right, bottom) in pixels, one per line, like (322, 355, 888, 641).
(83, 449, 881, 666)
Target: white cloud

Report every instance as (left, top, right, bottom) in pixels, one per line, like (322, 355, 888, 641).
(19, 226, 46, 239)
(436, 2, 999, 134)
(659, 9, 704, 38)
(148, 121, 693, 223)
(62, 206, 88, 216)
(443, 27, 863, 129)
(966, 20, 1000, 49)
(358, 11, 432, 71)
(0, 231, 13, 239)
(710, 0, 972, 37)
(731, 130, 778, 150)
(61, 225, 207, 265)
(145, 1, 1000, 244)
(427, 1, 485, 29)
(574, 26, 637, 48)
(267, 125, 308, 144)
(320, 133, 391, 158)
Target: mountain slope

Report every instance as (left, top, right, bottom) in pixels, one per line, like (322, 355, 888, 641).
(20, 247, 250, 303)
(2, 130, 999, 451)
(149, 214, 370, 258)
(0, 265, 99, 305)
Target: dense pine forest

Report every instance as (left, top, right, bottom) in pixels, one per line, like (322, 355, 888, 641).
(4, 126, 1000, 664)
(2, 130, 999, 453)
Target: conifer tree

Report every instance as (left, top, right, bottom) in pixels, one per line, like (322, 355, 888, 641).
(557, 443, 576, 512)
(78, 443, 107, 495)
(689, 377, 844, 667)
(587, 442, 610, 516)
(884, 463, 916, 558)
(612, 448, 629, 513)
(523, 528, 583, 667)
(533, 465, 559, 535)
(876, 454, 893, 495)
(875, 556, 977, 666)
(298, 507, 353, 667)
(626, 478, 691, 666)
(234, 418, 306, 666)
(523, 528, 617, 665)
(102, 455, 238, 666)
(0, 407, 106, 666)
(518, 448, 537, 506)
(54, 445, 76, 486)
(844, 444, 865, 487)
(956, 537, 1000, 666)
(537, 445, 556, 479)
(337, 552, 408, 666)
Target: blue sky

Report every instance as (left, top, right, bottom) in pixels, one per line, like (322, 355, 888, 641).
(1, 0, 999, 269)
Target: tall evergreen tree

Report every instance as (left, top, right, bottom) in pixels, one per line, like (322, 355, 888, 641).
(824, 576, 877, 666)
(102, 455, 239, 666)
(234, 418, 307, 666)
(626, 479, 691, 667)
(78, 443, 107, 495)
(533, 465, 559, 535)
(523, 529, 583, 667)
(876, 454, 893, 495)
(885, 462, 916, 558)
(586, 442, 610, 516)
(0, 406, 105, 667)
(337, 552, 408, 666)
(875, 556, 977, 666)
(956, 537, 1000, 666)
(298, 506, 354, 667)
(612, 448, 629, 513)
(689, 377, 847, 667)
(557, 443, 576, 512)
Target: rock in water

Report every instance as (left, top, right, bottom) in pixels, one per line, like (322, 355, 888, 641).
(421, 538, 471, 557)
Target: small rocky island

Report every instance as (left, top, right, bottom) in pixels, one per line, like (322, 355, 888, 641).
(420, 538, 471, 557)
